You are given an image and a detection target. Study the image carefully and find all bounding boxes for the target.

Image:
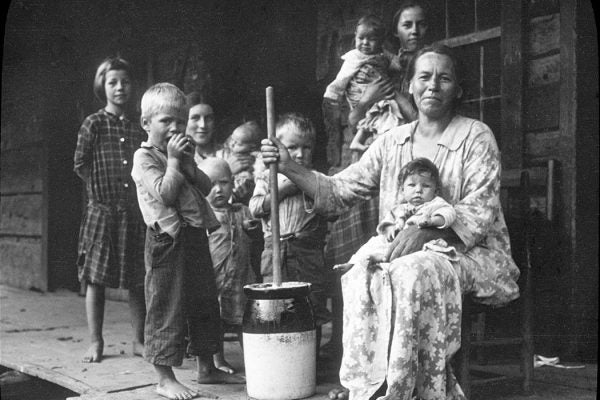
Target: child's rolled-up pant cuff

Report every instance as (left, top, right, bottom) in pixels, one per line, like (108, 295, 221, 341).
(144, 342, 185, 367)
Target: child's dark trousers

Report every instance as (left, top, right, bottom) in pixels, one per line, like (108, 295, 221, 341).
(144, 225, 221, 366)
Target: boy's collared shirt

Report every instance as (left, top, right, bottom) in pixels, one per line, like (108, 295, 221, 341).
(249, 169, 329, 242)
(132, 142, 219, 238)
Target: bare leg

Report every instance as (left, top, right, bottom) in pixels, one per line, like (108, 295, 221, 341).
(154, 365, 197, 400)
(236, 326, 243, 350)
(128, 285, 146, 357)
(83, 283, 105, 363)
(197, 353, 225, 384)
(213, 350, 235, 374)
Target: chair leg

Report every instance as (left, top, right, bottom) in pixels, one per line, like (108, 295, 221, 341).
(521, 269, 534, 394)
(458, 299, 472, 399)
(474, 312, 486, 365)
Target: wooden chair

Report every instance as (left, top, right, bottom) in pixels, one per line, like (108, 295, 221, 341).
(455, 159, 556, 399)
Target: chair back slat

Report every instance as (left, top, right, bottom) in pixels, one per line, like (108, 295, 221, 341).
(501, 159, 556, 222)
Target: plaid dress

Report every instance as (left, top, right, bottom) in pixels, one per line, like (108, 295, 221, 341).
(74, 109, 146, 289)
(324, 120, 379, 268)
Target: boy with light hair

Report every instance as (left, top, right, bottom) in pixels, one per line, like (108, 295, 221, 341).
(132, 82, 225, 399)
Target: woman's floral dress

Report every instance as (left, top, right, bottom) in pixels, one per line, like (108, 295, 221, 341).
(312, 115, 521, 400)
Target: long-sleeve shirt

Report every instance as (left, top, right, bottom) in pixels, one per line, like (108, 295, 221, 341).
(131, 143, 219, 238)
(376, 195, 457, 234)
(249, 170, 329, 242)
(311, 114, 520, 305)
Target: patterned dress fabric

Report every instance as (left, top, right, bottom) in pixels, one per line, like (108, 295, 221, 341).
(324, 49, 391, 109)
(312, 115, 521, 400)
(354, 48, 415, 153)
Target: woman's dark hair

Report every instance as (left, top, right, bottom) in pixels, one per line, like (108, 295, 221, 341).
(406, 43, 465, 109)
(357, 14, 387, 41)
(390, 0, 429, 49)
(392, 0, 429, 30)
(406, 44, 462, 82)
(185, 90, 212, 108)
(398, 157, 441, 191)
(93, 56, 133, 102)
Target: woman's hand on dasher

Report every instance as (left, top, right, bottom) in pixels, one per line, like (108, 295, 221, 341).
(260, 136, 292, 170)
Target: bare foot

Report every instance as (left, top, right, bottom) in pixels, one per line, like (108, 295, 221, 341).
(132, 340, 144, 357)
(156, 381, 197, 399)
(328, 387, 349, 400)
(82, 340, 103, 363)
(213, 352, 235, 374)
(197, 367, 246, 384)
(196, 368, 228, 384)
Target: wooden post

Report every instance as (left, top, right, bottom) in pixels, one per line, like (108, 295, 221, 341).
(266, 86, 282, 287)
(501, 0, 525, 169)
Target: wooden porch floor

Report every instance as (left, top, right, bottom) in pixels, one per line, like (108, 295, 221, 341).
(0, 284, 596, 399)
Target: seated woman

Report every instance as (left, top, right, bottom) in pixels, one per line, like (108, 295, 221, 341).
(261, 44, 520, 400)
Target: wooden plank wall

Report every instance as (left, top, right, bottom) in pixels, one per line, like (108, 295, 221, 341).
(1, 2, 53, 292)
(521, 5, 565, 356)
(524, 13, 561, 146)
(0, 146, 47, 291)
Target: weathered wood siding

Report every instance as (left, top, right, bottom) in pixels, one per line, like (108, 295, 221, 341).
(0, 140, 47, 291)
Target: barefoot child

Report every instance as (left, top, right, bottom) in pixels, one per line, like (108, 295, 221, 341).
(198, 157, 258, 375)
(334, 158, 457, 274)
(132, 83, 225, 399)
(217, 121, 265, 282)
(249, 112, 334, 349)
(74, 56, 146, 363)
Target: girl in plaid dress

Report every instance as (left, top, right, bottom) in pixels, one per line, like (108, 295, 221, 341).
(74, 57, 146, 363)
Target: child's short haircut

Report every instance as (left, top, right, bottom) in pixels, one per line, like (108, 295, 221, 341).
(93, 56, 133, 103)
(232, 121, 262, 144)
(398, 157, 441, 189)
(275, 112, 316, 147)
(198, 157, 232, 179)
(357, 14, 386, 41)
(140, 83, 187, 120)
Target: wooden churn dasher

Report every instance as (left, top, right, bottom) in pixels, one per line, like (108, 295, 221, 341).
(242, 87, 317, 400)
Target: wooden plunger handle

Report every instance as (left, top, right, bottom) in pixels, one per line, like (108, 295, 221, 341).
(266, 86, 282, 287)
